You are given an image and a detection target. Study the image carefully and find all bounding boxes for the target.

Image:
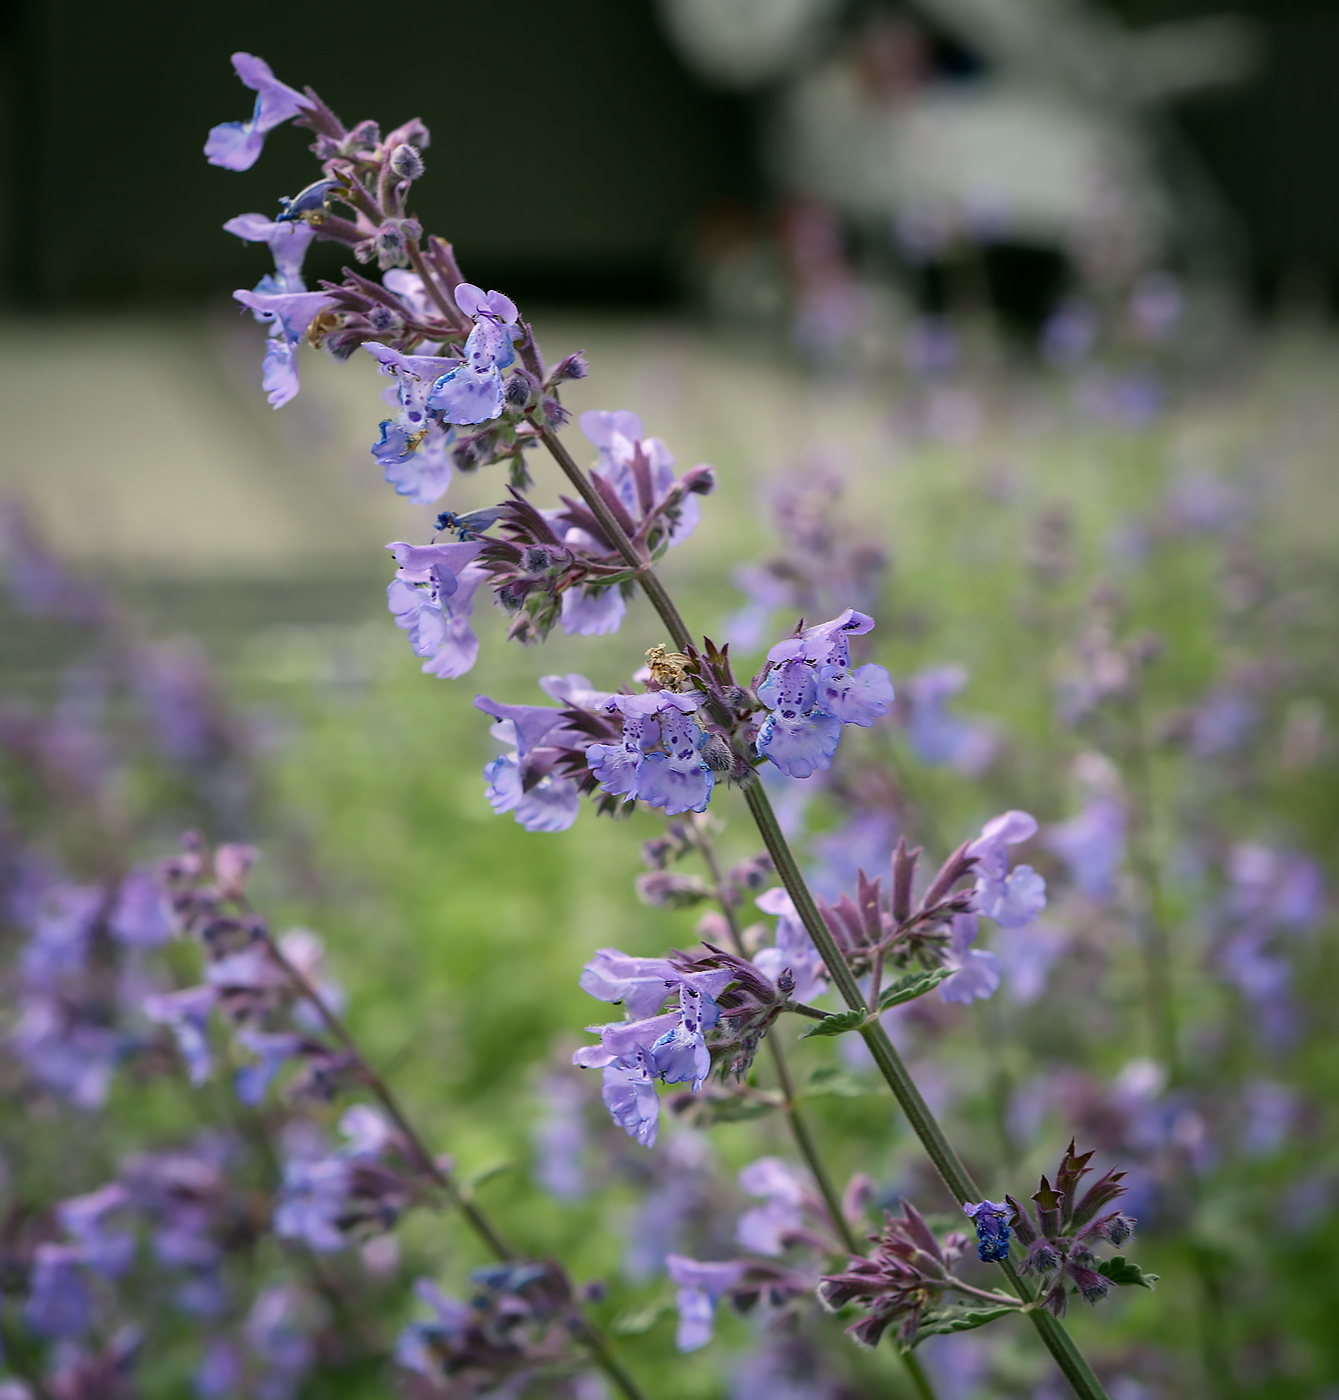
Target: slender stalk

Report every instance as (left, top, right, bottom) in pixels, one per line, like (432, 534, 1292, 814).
(259, 933, 652, 1400)
(688, 819, 942, 1400)
(533, 428, 1113, 1400)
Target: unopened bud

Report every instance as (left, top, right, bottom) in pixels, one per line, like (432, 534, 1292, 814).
(522, 546, 555, 574)
(549, 351, 589, 383)
(681, 463, 716, 495)
(390, 143, 424, 180)
(503, 371, 534, 408)
(700, 733, 733, 772)
(540, 395, 570, 428)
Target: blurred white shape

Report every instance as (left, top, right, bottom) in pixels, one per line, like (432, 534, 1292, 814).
(656, 0, 839, 88)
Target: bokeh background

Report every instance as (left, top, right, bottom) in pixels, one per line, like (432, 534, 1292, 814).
(2, 1, 1338, 1397)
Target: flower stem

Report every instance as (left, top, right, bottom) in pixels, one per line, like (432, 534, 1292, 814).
(900, 1348, 939, 1400)
(259, 932, 652, 1400)
(534, 427, 1111, 1400)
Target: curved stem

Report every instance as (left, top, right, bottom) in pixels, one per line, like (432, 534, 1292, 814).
(259, 932, 651, 1400)
(532, 426, 1112, 1400)
(900, 1348, 939, 1400)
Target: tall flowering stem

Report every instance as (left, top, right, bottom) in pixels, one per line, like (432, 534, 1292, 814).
(254, 914, 651, 1400)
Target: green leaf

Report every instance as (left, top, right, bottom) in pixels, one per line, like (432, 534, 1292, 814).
(462, 1161, 514, 1194)
(877, 967, 952, 1010)
(799, 1007, 870, 1039)
(912, 1303, 1021, 1345)
(804, 1065, 881, 1098)
(1098, 1256, 1159, 1290)
(612, 1298, 674, 1336)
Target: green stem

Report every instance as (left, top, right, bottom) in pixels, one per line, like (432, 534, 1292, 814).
(259, 932, 651, 1400)
(900, 1347, 939, 1400)
(535, 428, 1111, 1400)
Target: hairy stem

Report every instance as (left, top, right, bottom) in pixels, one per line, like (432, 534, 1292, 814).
(259, 932, 651, 1400)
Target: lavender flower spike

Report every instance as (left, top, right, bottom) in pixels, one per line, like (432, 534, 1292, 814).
(205, 53, 312, 171)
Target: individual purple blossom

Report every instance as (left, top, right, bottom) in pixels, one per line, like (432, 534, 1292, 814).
(204, 53, 312, 172)
(601, 1046, 662, 1149)
(969, 812, 1047, 928)
(579, 948, 677, 1020)
(394, 1278, 473, 1379)
(905, 665, 997, 775)
(735, 1157, 806, 1256)
(649, 983, 719, 1090)
(19, 882, 102, 987)
(144, 985, 218, 1086)
(1045, 797, 1126, 900)
(109, 866, 172, 947)
(532, 1075, 589, 1201)
(195, 1340, 242, 1399)
(962, 1200, 1011, 1262)
(752, 888, 827, 1002)
(386, 538, 487, 679)
(476, 687, 585, 833)
(665, 1255, 747, 1352)
(561, 583, 627, 636)
(365, 343, 461, 503)
(590, 692, 714, 816)
(25, 1243, 94, 1339)
(244, 1286, 315, 1400)
(994, 921, 1066, 1005)
(273, 1154, 351, 1253)
(939, 914, 1002, 1004)
(426, 284, 518, 425)
(233, 1029, 304, 1105)
(756, 610, 891, 779)
(231, 287, 334, 408)
(224, 213, 315, 297)
(10, 997, 120, 1108)
(57, 1184, 134, 1279)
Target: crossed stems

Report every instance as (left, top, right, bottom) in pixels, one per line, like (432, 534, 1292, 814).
(257, 931, 651, 1400)
(519, 394, 1113, 1400)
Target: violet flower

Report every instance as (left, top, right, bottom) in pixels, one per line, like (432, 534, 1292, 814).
(365, 343, 462, 503)
(25, 1243, 95, 1339)
(204, 53, 312, 172)
(1045, 796, 1126, 901)
(969, 811, 1047, 928)
(587, 691, 715, 816)
(735, 1157, 807, 1257)
(579, 410, 703, 549)
(962, 1200, 1011, 1262)
(665, 1255, 748, 1352)
(938, 914, 1002, 1005)
(427, 284, 518, 425)
(905, 664, 996, 775)
(752, 887, 827, 1002)
(386, 538, 488, 679)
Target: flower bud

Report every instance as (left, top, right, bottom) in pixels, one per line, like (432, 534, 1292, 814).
(540, 395, 570, 428)
(389, 143, 424, 180)
(503, 370, 534, 409)
(680, 463, 716, 495)
(548, 351, 589, 384)
(1024, 1240, 1062, 1274)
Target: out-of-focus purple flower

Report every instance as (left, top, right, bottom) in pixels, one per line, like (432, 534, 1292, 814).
(109, 866, 172, 947)
(561, 583, 627, 637)
(962, 1200, 1011, 1262)
(273, 1155, 351, 1253)
(1041, 299, 1098, 368)
(0, 502, 104, 621)
(244, 1286, 314, 1400)
(25, 1243, 94, 1338)
(10, 998, 120, 1108)
(1129, 271, 1182, 342)
(205, 54, 312, 171)
(588, 692, 714, 816)
(1045, 797, 1126, 900)
(735, 1157, 806, 1256)
(394, 1278, 473, 1379)
(233, 1029, 304, 1105)
(939, 914, 1002, 1004)
(57, 1184, 134, 1279)
(533, 1075, 588, 1201)
(1240, 1079, 1297, 1157)
(807, 809, 898, 901)
(752, 888, 827, 1002)
(144, 986, 218, 1086)
(20, 882, 102, 987)
(905, 665, 997, 775)
(665, 1255, 747, 1352)
(427, 284, 518, 425)
(969, 812, 1046, 928)
(995, 921, 1066, 1005)
(195, 1340, 241, 1399)
(1190, 686, 1258, 757)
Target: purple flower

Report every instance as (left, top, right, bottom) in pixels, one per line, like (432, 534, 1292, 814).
(144, 985, 218, 1086)
(939, 914, 1002, 1004)
(735, 1157, 806, 1256)
(273, 1156, 351, 1253)
(244, 1286, 315, 1400)
(561, 583, 627, 636)
(587, 691, 715, 816)
(196, 1340, 242, 1399)
(579, 410, 703, 548)
(533, 1075, 589, 1200)
(109, 866, 172, 947)
(205, 53, 312, 172)
(395, 1279, 473, 1379)
(387, 539, 487, 678)
(752, 887, 827, 1002)
(756, 661, 842, 779)
(970, 812, 1046, 928)
(26, 1243, 94, 1338)
(1045, 797, 1126, 900)
(57, 1184, 134, 1279)
(579, 948, 677, 1020)
(365, 343, 462, 503)
(231, 288, 334, 408)
(962, 1200, 1011, 1262)
(756, 611, 891, 778)
(233, 1029, 303, 1105)
(427, 284, 518, 425)
(649, 983, 719, 1090)
(10, 998, 120, 1108)
(602, 1046, 661, 1149)
(224, 213, 315, 296)
(665, 1255, 747, 1351)
(20, 882, 102, 987)
(475, 687, 588, 832)
(905, 665, 996, 774)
